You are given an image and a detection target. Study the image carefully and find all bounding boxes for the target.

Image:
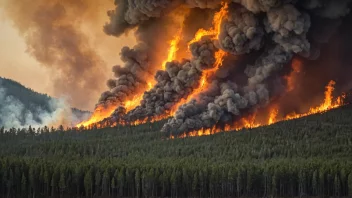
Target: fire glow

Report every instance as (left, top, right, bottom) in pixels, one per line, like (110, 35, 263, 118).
(76, 1, 351, 139)
(172, 80, 346, 139)
(171, 2, 229, 115)
(77, 29, 183, 127)
(188, 2, 229, 44)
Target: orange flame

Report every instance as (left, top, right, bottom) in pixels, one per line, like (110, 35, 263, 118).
(268, 107, 279, 125)
(171, 50, 227, 115)
(170, 3, 229, 115)
(285, 58, 303, 91)
(77, 104, 117, 127)
(188, 2, 228, 45)
(171, 80, 346, 139)
(162, 29, 182, 70)
(284, 80, 344, 120)
(77, 30, 183, 128)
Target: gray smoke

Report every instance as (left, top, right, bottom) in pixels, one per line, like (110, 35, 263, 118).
(96, 0, 351, 135)
(161, 45, 291, 134)
(161, 2, 317, 136)
(104, 0, 222, 37)
(104, 0, 178, 36)
(99, 44, 151, 107)
(218, 5, 264, 54)
(98, 6, 187, 113)
(126, 38, 220, 121)
(231, 0, 294, 13)
(264, 4, 311, 54)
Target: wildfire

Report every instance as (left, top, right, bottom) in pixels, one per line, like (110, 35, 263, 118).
(285, 58, 303, 91)
(268, 107, 279, 125)
(188, 2, 228, 45)
(284, 80, 345, 120)
(170, 3, 229, 115)
(171, 50, 227, 115)
(172, 80, 347, 139)
(76, 104, 117, 127)
(162, 29, 182, 70)
(77, 30, 183, 128)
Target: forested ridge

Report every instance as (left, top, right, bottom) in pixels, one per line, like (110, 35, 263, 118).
(0, 105, 352, 197)
(0, 77, 53, 112)
(0, 77, 90, 127)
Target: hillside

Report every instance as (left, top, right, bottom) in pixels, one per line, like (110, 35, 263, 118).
(0, 105, 351, 197)
(0, 77, 90, 128)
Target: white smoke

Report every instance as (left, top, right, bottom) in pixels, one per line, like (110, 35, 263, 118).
(0, 80, 90, 129)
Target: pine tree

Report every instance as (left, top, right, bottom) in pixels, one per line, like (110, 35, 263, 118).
(312, 170, 318, 196)
(135, 169, 141, 198)
(102, 170, 110, 196)
(95, 170, 102, 196)
(334, 173, 340, 197)
(74, 166, 82, 196)
(84, 168, 93, 197)
(59, 171, 66, 195)
(348, 173, 352, 196)
(21, 173, 27, 196)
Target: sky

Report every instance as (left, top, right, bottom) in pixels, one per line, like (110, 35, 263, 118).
(0, 10, 51, 93)
(0, 3, 136, 110)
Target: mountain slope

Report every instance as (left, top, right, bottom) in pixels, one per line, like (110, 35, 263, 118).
(0, 77, 90, 128)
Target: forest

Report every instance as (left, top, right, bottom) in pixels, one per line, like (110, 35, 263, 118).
(0, 105, 351, 197)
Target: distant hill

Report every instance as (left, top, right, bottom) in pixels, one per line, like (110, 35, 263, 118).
(0, 77, 91, 128)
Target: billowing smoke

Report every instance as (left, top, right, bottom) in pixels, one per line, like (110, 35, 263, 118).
(218, 5, 264, 55)
(160, 1, 350, 136)
(0, 0, 110, 110)
(99, 44, 151, 107)
(126, 38, 219, 121)
(231, 0, 293, 13)
(51, 0, 350, 134)
(264, 4, 311, 55)
(95, 4, 191, 115)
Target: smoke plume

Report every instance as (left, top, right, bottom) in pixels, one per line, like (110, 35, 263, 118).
(56, 0, 352, 135)
(126, 38, 220, 121)
(0, 0, 111, 110)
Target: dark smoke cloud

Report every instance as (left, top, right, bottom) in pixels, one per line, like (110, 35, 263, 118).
(231, 0, 294, 13)
(104, 0, 223, 37)
(218, 5, 264, 54)
(104, 0, 183, 36)
(161, 1, 349, 136)
(76, 0, 351, 134)
(264, 4, 311, 55)
(99, 44, 151, 106)
(301, 0, 351, 19)
(1, 0, 108, 110)
(126, 38, 220, 121)
(98, 7, 189, 112)
(162, 45, 291, 134)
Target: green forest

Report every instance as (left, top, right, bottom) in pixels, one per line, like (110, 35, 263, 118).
(0, 105, 352, 197)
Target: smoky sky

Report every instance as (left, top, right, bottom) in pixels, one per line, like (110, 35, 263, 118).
(1, 0, 111, 110)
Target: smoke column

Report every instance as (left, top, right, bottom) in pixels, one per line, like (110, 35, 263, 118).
(0, 0, 115, 110)
(6, 0, 348, 134)
(74, 0, 352, 134)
